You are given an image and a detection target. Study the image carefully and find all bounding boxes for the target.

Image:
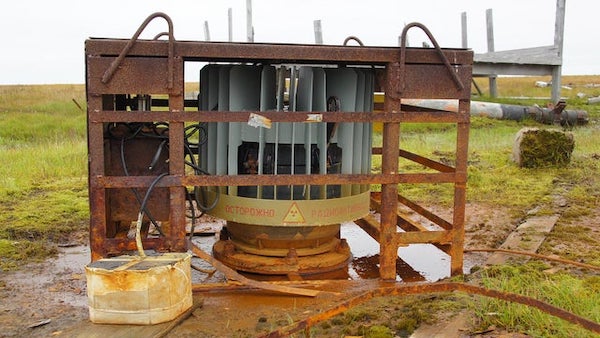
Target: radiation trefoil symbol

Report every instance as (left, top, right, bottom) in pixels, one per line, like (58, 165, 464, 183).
(282, 202, 306, 224)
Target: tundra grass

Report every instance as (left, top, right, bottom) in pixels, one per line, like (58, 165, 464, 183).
(473, 262, 600, 338)
(0, 85, 88, 270)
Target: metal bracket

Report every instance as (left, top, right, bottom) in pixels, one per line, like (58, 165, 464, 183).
(101, 12, 175, 89)
(399, 22, 465, 94)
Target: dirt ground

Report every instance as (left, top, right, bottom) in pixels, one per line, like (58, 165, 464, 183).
(0, 200, 598, 337)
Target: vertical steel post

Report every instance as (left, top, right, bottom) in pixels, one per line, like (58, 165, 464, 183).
(87, 90, 106, 261)
(379, 62, 401, 280)
(451, 98, 470, 275)
(168, 56, 187, 252)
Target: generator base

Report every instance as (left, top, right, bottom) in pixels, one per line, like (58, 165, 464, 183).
(212, 238, 352, 275)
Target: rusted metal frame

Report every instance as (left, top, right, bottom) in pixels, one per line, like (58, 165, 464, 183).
(85, 39, 473, 65)
(261, 282, 600, 337)
(394, 193, 453, 230)
(360, 202, 453, 247)
(354, 214, 381, 242)
(88, 170, 107, 261)
(93, 237, 166, 253)
(88, 110, 460, 124)
(87, 37, 184, 257)
(371, 193, 439, 232)
(372, 148, 455, 173)
(101, 12, 175, 89)
(86, 39, 473, 267)
(450, 99, 470, 276)
(397, 214, 429, 232)
(354, 216, 428, 281)
(394, 231, 453, 246)
(168, 56, 187, 253)
(95, 172, 457, 189)
(379, 62, 402, 281)
(87, 56, 184, 96)
(183, 172, 458, 186)
(86, 61, 108, 260)
(399, 23, 465, 95)
(369, 193, 451, 255)
(397, 149, 455, 172)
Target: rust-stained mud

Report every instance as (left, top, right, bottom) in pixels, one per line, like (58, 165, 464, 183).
(3, 202, 600, 337)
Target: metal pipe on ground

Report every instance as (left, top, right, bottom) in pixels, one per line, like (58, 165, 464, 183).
(403, 99, 589, 126)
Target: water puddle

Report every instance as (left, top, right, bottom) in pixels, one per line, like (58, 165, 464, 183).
(189, 220, 471, 283)
(342, 222, 452, 282)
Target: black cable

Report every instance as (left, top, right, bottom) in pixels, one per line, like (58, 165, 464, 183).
(120, 136, 165, 236)
(139, 172, 169, 218)
(111, 120, 218, 240)
(183, 142, 219, 212)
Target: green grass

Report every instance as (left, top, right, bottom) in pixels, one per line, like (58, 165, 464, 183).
(473, 262, 600, 338)
(0, 84, 88, 270)
(317, 292, 468, 337)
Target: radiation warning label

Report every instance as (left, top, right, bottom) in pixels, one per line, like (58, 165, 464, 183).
(282, 202, 306, 224)
(208, 191, 370, 226)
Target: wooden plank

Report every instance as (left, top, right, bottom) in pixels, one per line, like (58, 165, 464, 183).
(474, 45, 561, 65)
(485, 215, 559, 265)
(473, 62, 556, 77)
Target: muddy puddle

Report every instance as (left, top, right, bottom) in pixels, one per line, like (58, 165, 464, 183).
(47, 218, 472, 286)
(188, 220, 475, 284)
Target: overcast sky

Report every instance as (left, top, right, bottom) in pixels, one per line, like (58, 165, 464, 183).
(1, 0, 597, 85)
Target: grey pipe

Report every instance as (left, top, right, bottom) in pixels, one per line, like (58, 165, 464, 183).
(402, 99, 588, 126)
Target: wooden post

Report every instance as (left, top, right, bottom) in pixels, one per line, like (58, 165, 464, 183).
(551, 0, 566, 103)
(246, 0, 253, 42)
(461, 12, 468, 49)
(203, 21, 210, 42)
(486, 8, 498, 97)
(313, 20, 323, 44)
(464, 12, 483, 96)
(228, 8, 233, 42)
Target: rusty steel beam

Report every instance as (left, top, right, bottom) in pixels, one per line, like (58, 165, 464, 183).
(86, 39, 473, 66)
(87, 110, 463, 124)
(371, 148, 455, 173)
(354, 214, 381, 242)
(366, 193, 453, 255)
(87, 56, 184, 95)
(261, 282, 600, 337)
(92, 172, 460, 188)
